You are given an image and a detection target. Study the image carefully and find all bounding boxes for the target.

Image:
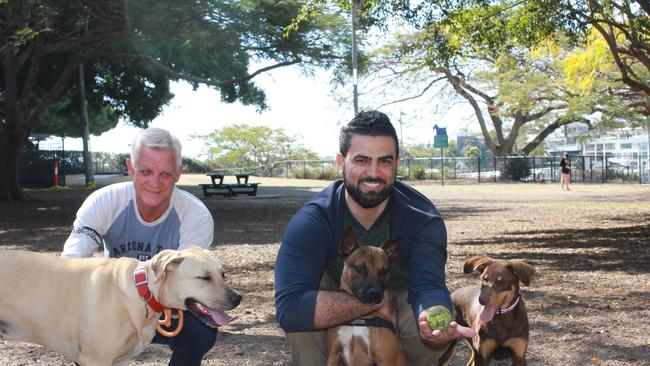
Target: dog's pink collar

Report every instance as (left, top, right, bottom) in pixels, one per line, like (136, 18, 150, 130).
(496, 293, 521, 315)
(134, 264, 164, 313)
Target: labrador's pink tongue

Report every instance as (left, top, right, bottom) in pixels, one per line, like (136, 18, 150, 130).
(480, 305, 497, 323)
(209, 308, 236, 326)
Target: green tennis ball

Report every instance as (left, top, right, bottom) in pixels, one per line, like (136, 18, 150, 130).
(426, 305, 452, 331)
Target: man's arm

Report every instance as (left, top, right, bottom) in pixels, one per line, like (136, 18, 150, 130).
(408, 218, 476, 345)
(313, 290, 382, 329)
(408, 219, 453, 315)
(276, 204, 371, 332)
(61, 190, 109, 258)
(61, 226, 103, 258)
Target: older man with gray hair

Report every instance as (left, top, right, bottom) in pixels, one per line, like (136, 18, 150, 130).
(62, 127, 217, 365)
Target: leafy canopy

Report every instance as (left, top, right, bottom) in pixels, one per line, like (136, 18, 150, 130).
(194, 124, 318, 169)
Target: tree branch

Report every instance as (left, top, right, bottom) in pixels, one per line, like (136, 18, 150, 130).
(521, 117, 591, 155)
(373, 75, 446, 109)
(525, 103, 568, 122)
(93, 52, 302, 87)
(443, 68, 498, 152)
(28, 59, 82, 129)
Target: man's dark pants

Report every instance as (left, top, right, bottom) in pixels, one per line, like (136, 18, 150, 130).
(152, 311, 218, 366)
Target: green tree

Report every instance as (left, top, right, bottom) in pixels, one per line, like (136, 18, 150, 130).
(34, 92, 117, 138)
(0, 0, 349, 201)
(402, 143, 434, 158)
(360, 9, 638, 156)
(194, 124, 318, 172)
(540, 1, 650, 100)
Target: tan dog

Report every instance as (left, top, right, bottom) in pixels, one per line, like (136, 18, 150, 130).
(0, 246, 241, 366)
(325, 228, 407, 366)
(451, 256, 535, 366)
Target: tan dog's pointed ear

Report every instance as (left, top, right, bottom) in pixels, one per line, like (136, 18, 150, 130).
(381, 238, 402, 261)
(150, 249, 185, 282)
(508, 261, 535, 286)
(463, 256, 494, 274)
(339, 227, 359, 258)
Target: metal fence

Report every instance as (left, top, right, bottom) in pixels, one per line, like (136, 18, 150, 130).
(18, 148, 67, 188)
(261, 155, 647, 184)
(18, 149, 127, 188)
(20, 150, 648, 188)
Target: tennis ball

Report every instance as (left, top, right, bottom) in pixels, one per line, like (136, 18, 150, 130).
(426, 305, 452, 331)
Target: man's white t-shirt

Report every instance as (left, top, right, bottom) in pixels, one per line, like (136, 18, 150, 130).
(62, 182, 213, 260)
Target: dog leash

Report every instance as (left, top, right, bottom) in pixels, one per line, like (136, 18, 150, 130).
(133, 264, 184, 337)
(345, 317, 397, 334)
(496, 293, 521, 315)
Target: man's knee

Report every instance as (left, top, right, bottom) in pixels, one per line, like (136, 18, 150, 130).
(285, 330, 327, 366)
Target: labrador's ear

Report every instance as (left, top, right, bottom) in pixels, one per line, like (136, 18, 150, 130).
(463, 256, 494, 274)
(150, 249, 185, 282)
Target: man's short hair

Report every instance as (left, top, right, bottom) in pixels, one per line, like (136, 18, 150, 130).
(131, 127, 183, 169)
(339, 110, 399, 157)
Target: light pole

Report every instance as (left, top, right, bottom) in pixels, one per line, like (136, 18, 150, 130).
(351, 0, 360, 115)
(399, 111, 405, 151)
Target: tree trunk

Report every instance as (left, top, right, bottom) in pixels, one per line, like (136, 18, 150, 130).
(0, 126, 30, 202)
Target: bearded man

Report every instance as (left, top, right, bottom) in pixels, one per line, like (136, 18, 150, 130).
(274, 110, 474, 365)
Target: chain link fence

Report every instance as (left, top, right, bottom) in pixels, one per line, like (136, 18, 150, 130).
(258, 155, 647, 184)
(20, 149, 648, 188)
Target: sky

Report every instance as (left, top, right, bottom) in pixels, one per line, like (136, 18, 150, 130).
(55, 65, 477, 160)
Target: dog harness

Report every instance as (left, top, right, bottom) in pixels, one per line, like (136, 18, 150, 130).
(496, 293, 521, 315)
(345, 317, 397, 334)
(133, 264, 185, 337)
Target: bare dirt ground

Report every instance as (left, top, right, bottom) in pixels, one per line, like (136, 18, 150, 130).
(0, 175, 649, 365)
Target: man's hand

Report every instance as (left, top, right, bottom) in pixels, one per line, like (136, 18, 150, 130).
(417, 309, 476, 347)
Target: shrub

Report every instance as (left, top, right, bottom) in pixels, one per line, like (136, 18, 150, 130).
(182, 157, 209, 173)
(501, 157, 531, 181)
(412, 166, 427, 180)
(318, 166, 341, 180)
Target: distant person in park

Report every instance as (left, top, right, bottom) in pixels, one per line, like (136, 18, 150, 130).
(560, 152, 571, 191)
(274, 110, 474, 365)
(62, 127, 217, 366)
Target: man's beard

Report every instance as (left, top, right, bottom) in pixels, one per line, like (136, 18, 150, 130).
(343, 176, 394, 209)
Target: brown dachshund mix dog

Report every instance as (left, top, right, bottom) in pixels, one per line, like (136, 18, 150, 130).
(451, 256, 535, 366)
(325, 228, 408, 366)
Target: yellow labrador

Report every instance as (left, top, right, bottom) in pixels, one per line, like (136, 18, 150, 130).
(0, 246, 241, 366)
